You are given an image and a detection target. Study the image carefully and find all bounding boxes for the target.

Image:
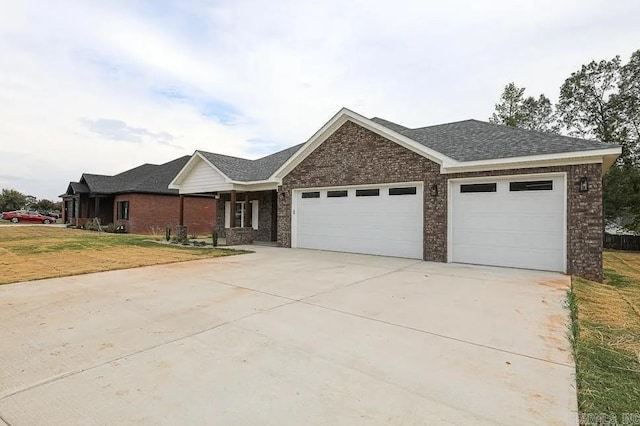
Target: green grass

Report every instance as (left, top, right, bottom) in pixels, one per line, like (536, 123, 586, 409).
(570, 252, 640, 418)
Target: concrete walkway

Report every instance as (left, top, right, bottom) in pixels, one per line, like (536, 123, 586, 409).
(0, 246, 577, 425)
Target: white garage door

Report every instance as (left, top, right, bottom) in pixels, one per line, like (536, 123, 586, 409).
(450, 175, 566, 272)
(293, 184, 423, 259)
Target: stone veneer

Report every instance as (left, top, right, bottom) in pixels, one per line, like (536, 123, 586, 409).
(277, 120, 604, 282)
(216, 190, 277, 242)
(225, 227, 255, 245)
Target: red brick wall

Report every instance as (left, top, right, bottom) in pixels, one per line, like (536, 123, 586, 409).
(113, 193, 216, 235)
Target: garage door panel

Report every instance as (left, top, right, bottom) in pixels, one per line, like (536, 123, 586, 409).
(454, 213, 564, 233)
(451, 176, 565, 272)
(453, 229, 563, 251)
(453, 245, 563, 271)
(294, 184, 423, 259)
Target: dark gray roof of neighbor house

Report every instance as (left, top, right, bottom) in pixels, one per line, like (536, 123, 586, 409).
(70, 156, 191, 196)
(198, 143, 304, 181)
(370, 117, 613, 162)
(70, 182, 89, 193)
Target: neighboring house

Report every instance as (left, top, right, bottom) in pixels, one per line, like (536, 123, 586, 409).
(169, 108, 621, 282)
(61, 156, 216, 234)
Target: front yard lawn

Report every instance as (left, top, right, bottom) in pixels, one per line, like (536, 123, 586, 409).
(0, 227, 246, 285)
(571, 251, 640, 421)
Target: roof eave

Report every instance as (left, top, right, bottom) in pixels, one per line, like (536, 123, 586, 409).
(440, 147, 622, 175)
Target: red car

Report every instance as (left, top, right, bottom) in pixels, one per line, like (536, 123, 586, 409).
(1, 210, 57, 224)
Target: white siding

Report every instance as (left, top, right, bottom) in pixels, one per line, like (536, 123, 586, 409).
(179, 157, 232, 194)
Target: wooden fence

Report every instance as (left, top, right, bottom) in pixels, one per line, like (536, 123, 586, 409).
(604, 233, 640, 251)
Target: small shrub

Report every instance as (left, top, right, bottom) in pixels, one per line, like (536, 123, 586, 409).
(148, 225, 163, 236)
(189, 233, 198, 240)
(103, 223, 116, 233)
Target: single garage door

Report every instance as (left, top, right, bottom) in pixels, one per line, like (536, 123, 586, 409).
(450, 175, 565, 272)
(293, 184, 423, 259)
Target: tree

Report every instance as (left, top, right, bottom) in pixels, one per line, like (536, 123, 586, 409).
(617, 50, 640, 166)
(556, 56, 628, 160)
(33, 199, 55, 212)
(521, 94, 560, 132)
(0, 189, 29, 212)
(603, 165, 640, 229)
(556, 51, 640, 227)
(489, 83, 558, 132)
(490, 83, 526, 127)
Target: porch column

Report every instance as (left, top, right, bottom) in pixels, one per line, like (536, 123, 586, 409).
(244, 192, 251, 228)
(179, 195, 184, 226)
(94, 197, 100, 220)
(74, 196, 79, 225)
(230, 190, 237, 227)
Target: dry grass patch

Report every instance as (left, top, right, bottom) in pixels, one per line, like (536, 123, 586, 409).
(570, 250, 640, 417)
(0, 226, 246, 285)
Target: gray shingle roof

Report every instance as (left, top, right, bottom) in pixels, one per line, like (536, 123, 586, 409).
(196, 116, 614, 182)
(72, 156, 191, 195)
(70, 182, 89, 193)
(370, 117, 613, 162)
(198, 143, 304, 181)
(69, 114, 617, 195)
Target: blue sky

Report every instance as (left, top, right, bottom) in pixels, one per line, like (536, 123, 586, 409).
(0, 0, 639, 199)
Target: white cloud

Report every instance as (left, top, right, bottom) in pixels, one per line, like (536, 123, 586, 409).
(0, 0, 638, 199)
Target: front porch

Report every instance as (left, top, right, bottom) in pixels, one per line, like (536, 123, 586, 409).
(215, 189, 278, 245)
(61, 194, 114, 227)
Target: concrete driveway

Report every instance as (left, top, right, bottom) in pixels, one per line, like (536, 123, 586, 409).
(0, 246, 576, 425)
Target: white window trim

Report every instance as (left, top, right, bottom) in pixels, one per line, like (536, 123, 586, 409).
(225, 200, 259, 229)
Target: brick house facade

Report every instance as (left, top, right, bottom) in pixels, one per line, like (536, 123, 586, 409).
(169, 108, 619, 282)
(277, 121, 604, 281)
(61, 155, 216, 235)
(114, 193, 216, 235)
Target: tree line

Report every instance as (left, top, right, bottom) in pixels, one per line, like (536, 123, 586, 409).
(0, 188, 61, 213)
(490, 49, 640, 229)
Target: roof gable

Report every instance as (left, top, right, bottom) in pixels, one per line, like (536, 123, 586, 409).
(271, 108, 454, 180)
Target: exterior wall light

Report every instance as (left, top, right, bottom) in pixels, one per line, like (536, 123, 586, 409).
(579, 177, 589, 192)
(430, 184, 438, 197)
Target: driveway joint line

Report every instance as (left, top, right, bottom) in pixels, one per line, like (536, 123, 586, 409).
(0, 413, 12, 426)
(296, 260, 425, 302)
(302, 301, 574, 368)
(205, 260, 423, 303)
(0, 298, 298, 402)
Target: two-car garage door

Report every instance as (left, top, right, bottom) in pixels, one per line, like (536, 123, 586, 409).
(291, 174, 566, 272)
(293, 183, 423, 259)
